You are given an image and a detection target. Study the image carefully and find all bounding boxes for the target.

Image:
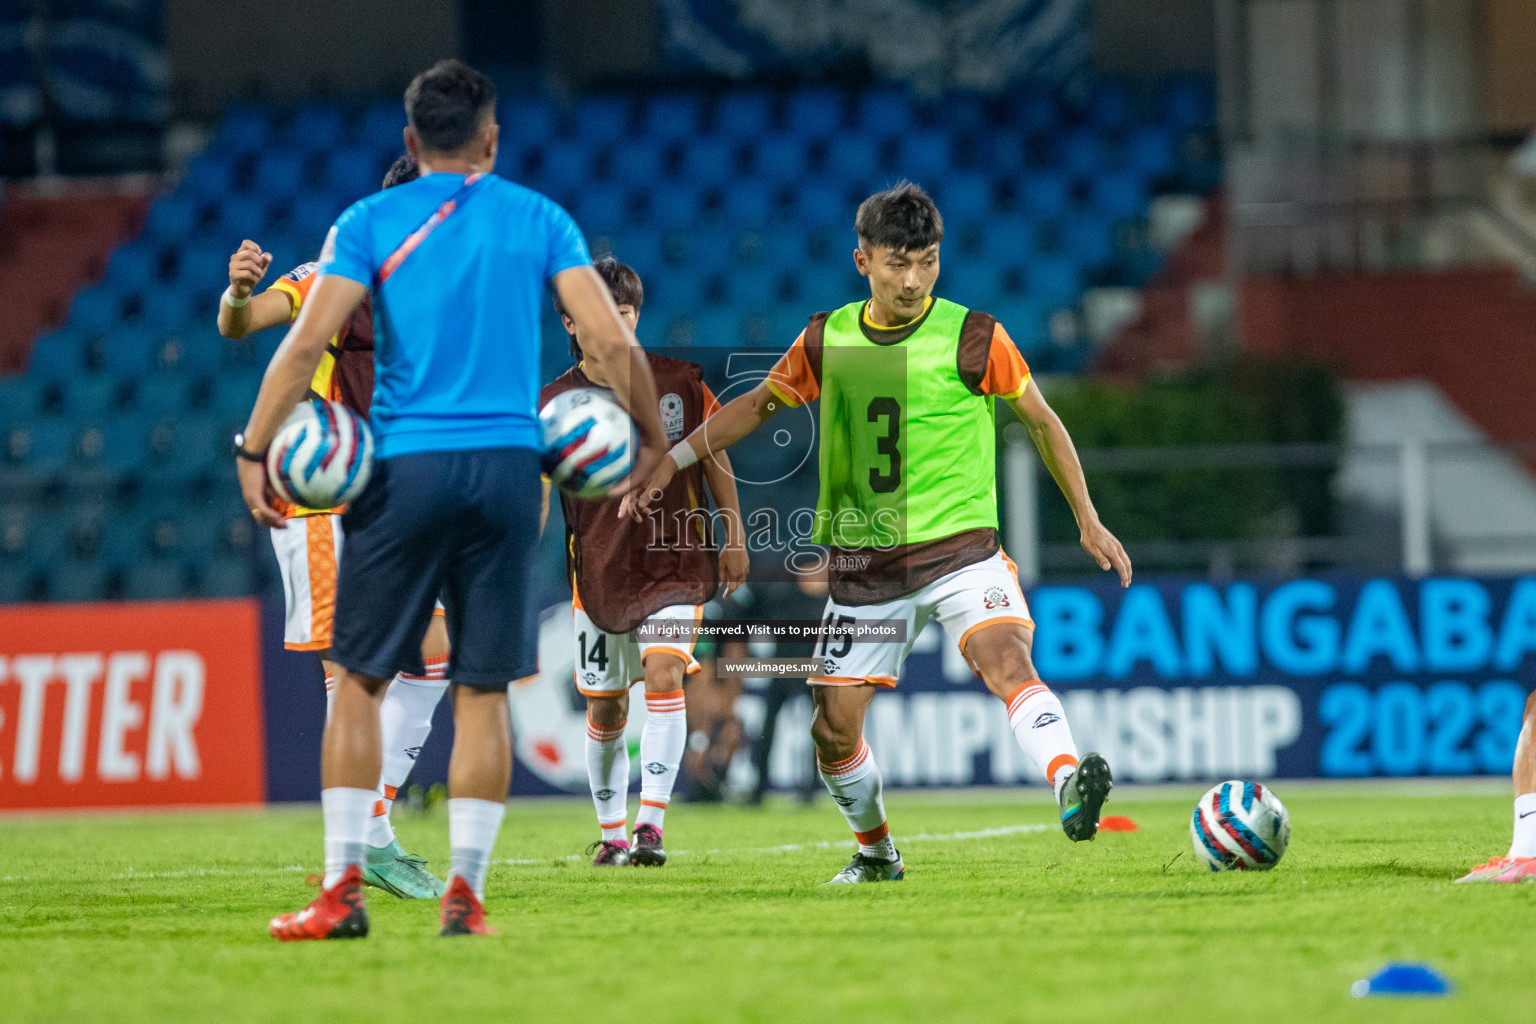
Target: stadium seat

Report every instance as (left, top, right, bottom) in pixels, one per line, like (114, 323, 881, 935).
(721, 270, 778, 311)
(643, 94, 702, 142)
(16, 420, 74, 473)
(130, 372, 194, 416)
(758, 226, 810, 268)
(786, 89, 844, 139)
(596, 229, 663, 279)
(645, 269, 706, 312)
(713, 92, 774, 139)
(1060, 211, 1117, 269)
(59, 374, 120, 419)
(142, 196, 198, 243)
(208, 375, 260, 417)
(607, 138, 665, 185)
(688, 308, 742, 347)
(181, 155, 236, 204)
(69, 284, 124, 335)
(287, 191, 345, 240)
(139, 288, 200, 336)
(122, 560, 187, 601)
(855, 88, 913, 134)
(647, 183, 703, 231)
(750, 135, 806, 184)
(323, 147, 385, 202)
(938, 171, 993, 224)
(980, 133, 1027, 176)
(1160, 75, 1216, 131)
(572, 184, 631, 236)
(790, 179, 849, 229)
(0, 563, 31, 603)
(1026, 255, 1084, 306)
(574, 96, 631, 142)
(825, 133, 882, 183)
(892, 129, 951, 182)
(47, 561, 110, 602)
(1006, 88, 1060, 135)
(1016, 170, 1071, 220)
(208, 194, 275, 240)
(680, 136, 737, 186)
(99, 326, 158, 377)
(1127, 125, 1176, 179)
(105, 241, 162, 292)
(0, 376, 46, 425)
(537, 139, 594, 189)
(27, 330, 89, 378)
(214, 106, 269, 156)
(720, 180, 774, 228)
(500, 97, 556, 146)
(250, 151, 307, 199)
(357, 102, 407, 151)
(1060, 128, 1108, 180)
(1087, 78, 1136, 132)
(198, 555, 253, 598)
(287, 103, 344, 151)
(1093, 169, 1150, 222)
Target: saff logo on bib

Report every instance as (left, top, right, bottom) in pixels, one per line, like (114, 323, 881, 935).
(660, 393, 685, 440)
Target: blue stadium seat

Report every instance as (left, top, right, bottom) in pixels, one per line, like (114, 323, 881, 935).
(992, 298, 1052, 357)
(721, 270, 778, 311)
(59, 374, 120, 419)
(142, 196, 198, 243)
(1160, 76, 1216, 131)
(170, 241, 232, 289)
(1127, 125, 1176, 179)
(720, 181, 773, 228)
(1088, 78, 1136, 132)
(0, 563, 32, 603)
(198, 556, 253, 598)
(749, 135, 805, 184)
(122, 560, 186, 601)
(645, 269, 706, 312)
(105, 241, 161, 292)
(758, 226, 809, 267)
(95, 515, 148, 568)
(1026, 255, 1084, 306)
(643, 94, 702, 142)
(537, 139, 594, 188)
(1092, 168, 1149, 221)
(83, 416, 149, 474)
(596, 229, 663, 279)
(208, 374, 260, 417)
(215, 106, 269, 156)
(787, 89, 844, 139)
(181, 156, 236, 204)
(100, 326, 158, 377)
(825, 133, 881, 183)
(647, 183, 702, 231)
(1060, 211, 1116, 268)
(160, 330, 226, 376)
(1006, 88, 1060, 135)
(140, 287, 200, 337)
(1060, 128, 1108, 179)
(608, 138, 665, 185)
(1016, 170, 1071, 220)
(16, 420, 73, 473)
(251, 151, 307, 199)
(980, 134, 1027, 176)
(688, 309, 742, 347)
(855, 88, 913, 134)
(793, 268, 857, 312)
(574, 96, 631, 142)
(892, 130, 951, 182)
(323, 148, 385, 202)
(47, 561, 110, 602)
(790, 180, 848, 229)
(131, 372, 194, 416)
(938, 171, 993, 224)
(500, 97, 556, 146)
(714, 92, 774, 139)
(358, 102, 407, 151)
(670, 227, 734, 270)
(209, 194, 275, 239)
(287, 103, 344, 151)
(287, 191, 345, 239)
(679, 137, 737, 186)
(571, 184, 630, 235)
(27, 330, 88, 378)
(160, 414, 224, 475)
(0, 376, 45, 425)
(69, 284, 125, 335)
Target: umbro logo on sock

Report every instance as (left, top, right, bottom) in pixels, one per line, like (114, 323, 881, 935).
(643, 762, 667, 775)
(595, 789, 616, 800)
(404, 746, 423, 761)
(832, 795, 855, 807)
(1032, 712, 1061, 728)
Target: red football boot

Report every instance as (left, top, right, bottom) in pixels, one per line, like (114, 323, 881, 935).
(269, 865, 369, 941)
(440, 875, 498, 937)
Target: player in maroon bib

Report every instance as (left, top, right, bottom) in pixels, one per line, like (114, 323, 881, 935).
(541, 258, 748, 867)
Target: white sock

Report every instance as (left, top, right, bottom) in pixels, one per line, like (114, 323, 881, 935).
(818, 739, 894, 859)
(637, 689, 686, 832)
(321, 786, 375, 888)
(1511, 793, 1536, 858)
(1003, 683, 1080, 796)
(586, 710, 629, 842)
(368, 660, 450, 848)
(448, 797, 506, 900)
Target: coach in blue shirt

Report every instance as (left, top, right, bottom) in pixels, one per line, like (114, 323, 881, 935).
(237, 59, 666, 940)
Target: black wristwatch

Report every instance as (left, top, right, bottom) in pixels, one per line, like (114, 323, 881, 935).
(232, 433, 268, 463)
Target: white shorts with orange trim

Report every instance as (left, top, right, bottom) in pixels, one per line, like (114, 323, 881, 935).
(810, 550, 1033, 688)
(271, 515, 445, 653)
(571, 603, 702, 696)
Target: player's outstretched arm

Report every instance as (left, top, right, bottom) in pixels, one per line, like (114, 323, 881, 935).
(701, 448, 749, 595)
(217, 240, 292, 339)
(236, 274, 368, 527)
(621, 381, 781, 520)
(552, 265, 666, 494)
(1008, 381, 1132, 587)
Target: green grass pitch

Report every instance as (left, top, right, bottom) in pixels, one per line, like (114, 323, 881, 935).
(1, 784, 1532, 1023)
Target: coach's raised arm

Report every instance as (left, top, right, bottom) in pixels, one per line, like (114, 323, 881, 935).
(552, 264, 666, 495)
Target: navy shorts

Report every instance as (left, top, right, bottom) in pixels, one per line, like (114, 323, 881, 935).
(332, 446, 542, 690)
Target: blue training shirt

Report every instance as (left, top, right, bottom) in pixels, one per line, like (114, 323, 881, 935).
(320, 172, 590, 458)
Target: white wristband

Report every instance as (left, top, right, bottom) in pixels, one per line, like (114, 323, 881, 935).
(222, 286, 250, 308)
(668, 439, 699, 471)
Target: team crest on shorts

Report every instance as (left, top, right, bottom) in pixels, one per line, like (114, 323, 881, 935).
(660, 393, 685, 440)
(983, 585, 1011, 610)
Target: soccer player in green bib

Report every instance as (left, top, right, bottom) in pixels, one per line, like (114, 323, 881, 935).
(630, 182, 1133, 883)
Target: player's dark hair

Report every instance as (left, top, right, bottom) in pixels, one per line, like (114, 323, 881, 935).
(553, 256, 644, 361)
(382, 153, 419, 189)
(855, 180, 944, 252)
(404, 59, 496, 154)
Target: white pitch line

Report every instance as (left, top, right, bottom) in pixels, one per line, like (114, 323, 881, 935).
(492, 822, 1053, 866)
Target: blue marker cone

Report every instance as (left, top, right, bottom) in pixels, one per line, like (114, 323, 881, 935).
(1351, 963, 1453, 998)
